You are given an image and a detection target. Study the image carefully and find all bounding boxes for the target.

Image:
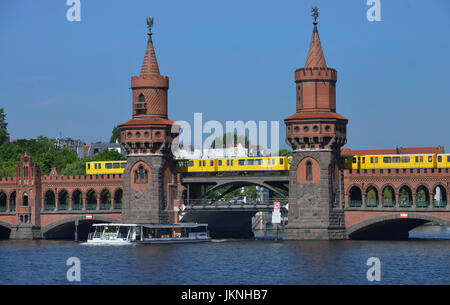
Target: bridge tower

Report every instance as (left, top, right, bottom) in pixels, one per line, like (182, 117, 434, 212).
(283, 12, 348, 240)
(9, 152, 42, 239)
(120, 19, 179, 224)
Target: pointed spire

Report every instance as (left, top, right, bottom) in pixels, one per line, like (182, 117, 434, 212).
(304, 8, 327, 69)
(140, 17, 161, 77)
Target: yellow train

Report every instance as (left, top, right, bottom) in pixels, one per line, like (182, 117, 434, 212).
(342, 154, 450, 170)
(86, 160, 127, 175)
(85, 153, 450, 175)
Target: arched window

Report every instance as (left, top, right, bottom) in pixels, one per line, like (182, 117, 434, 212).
(306, 161, 312, 181)
(139, 93, 145, 102)
(134, 165, 148, 184)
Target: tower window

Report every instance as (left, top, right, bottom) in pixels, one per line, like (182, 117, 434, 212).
(306, 161, 312, 181)
(139, 93, 145, 102)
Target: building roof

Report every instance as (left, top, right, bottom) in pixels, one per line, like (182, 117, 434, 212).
(140, 32, 160, 77)
(285, 112, 348, 121)
(305, 23, 327, 69)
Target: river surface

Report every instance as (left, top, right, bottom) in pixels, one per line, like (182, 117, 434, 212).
(0, 226, 449, 285)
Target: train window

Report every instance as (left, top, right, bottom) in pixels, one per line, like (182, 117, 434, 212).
(393, 157, 400, 163)
(415, 156, 418, 163)
(113, 163, 120, 168)
(238, 160, 245, 166)
(199, 161, 202, 167)
(203, 161, 205, 167)
(105, 163, 113, 169)
(362, 157, 365, 164)
(447, 156, 450, 162)
(218, 160, 222, 166)
(420, 156, 423, 162)
(383, 157, 391, 163)
(95, 164, 98, 169)
(231, 160, 234, 166)
(438, 156, 442, 162)
(375, 157, 378, 163)
(247, 159, 254, 165)
(352, 157, 356, 164)
(428, 156, 432, 162)
(87, 164, 90, 169)
(280, 158, 284, 165)
(210, 160, 213, 166)
(121, 163, 127, 168)
(227, 160, 230, 166)
(288, 158, 292, 164)
(401, 157, 410, 163)
(255, 159, 262, 165)
(370, 157, 373, 163)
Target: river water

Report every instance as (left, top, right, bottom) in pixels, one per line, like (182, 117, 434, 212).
(0, 226, 449, 285)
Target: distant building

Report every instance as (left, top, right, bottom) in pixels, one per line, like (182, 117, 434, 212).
(86, 141, 125, 158)
(173, 143, 268, 159)
(56, 138, 86, 158)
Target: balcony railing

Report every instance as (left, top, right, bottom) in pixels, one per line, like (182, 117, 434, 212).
(114, 202, 122, 210)
(0, 206, 6, 212)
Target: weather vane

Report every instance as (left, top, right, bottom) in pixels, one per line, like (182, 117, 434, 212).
(311, 6, 319, 24)
(146, 17, 154, 34)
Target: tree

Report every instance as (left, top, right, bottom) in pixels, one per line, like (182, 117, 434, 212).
(0, 108, 9, 145)
(210, 132, 249, 148)
(110, 125, 121, 143)
(276, 149, 292, 156)
(92, 149, 125, 161)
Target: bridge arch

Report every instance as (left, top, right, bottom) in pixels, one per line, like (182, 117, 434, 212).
(347, 213, 450, 240)
(0, 220, 12, 239)
(41, 215, 119, 240)
(199, 180, 287, 202)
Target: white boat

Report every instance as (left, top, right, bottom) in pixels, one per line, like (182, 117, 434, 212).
(86, 223, 211, 245)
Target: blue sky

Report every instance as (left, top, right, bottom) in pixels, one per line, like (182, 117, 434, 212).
(0, 0, 449, 151)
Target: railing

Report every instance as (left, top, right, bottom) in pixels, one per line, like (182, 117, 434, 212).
(0, 206, 6, 212)
(349, 200, 362, 207)
(416, 200, 429, 208)
(44, 204, 55, 211)
(100, 203, 111, 210)
(59, 204, 68, 211)
(382, 200, 395, 207)
(114, 202, 122, 210)
(399, 201, 412, 208)
(365, 200, 378, 207)
(86, 203, 97, 210)
(182, 198, 289, 207)
(72, 203, 83, 210)
(433, 200, 447, 208)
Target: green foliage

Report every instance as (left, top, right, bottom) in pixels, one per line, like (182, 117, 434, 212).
(383, 187, 393, 200)
(0, 136, 125, 177)
(110, 125, 121, 143)
(367, 188, 377, 200)
(276, 149, 292, 156)
(0, 108, 9, 146)
(210, 132, 249, 148)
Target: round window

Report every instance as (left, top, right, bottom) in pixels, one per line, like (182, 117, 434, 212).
(303, 126, 309, 132)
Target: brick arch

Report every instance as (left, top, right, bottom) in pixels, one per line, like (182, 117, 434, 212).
(130, 161, 151, 191)
(413, 183, 431, 194)
(41, 215, 119, 236)
(347, 213, 450, 239)
(380, 183, 396, 203)
(363, 184, 379, 194)
(112, 187, 123, 202)
(431, 183, 448, 202)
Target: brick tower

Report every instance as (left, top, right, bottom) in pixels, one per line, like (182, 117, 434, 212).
(9, 152, 42, 239)
(283, 9, 348, 240)
(120, 18, 179, 224)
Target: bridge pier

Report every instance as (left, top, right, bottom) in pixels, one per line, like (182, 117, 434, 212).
(9, 224, 42, 240)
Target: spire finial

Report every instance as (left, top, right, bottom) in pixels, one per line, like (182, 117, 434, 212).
(311, 6, 319, 25)
(146, 17, 154, 35)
